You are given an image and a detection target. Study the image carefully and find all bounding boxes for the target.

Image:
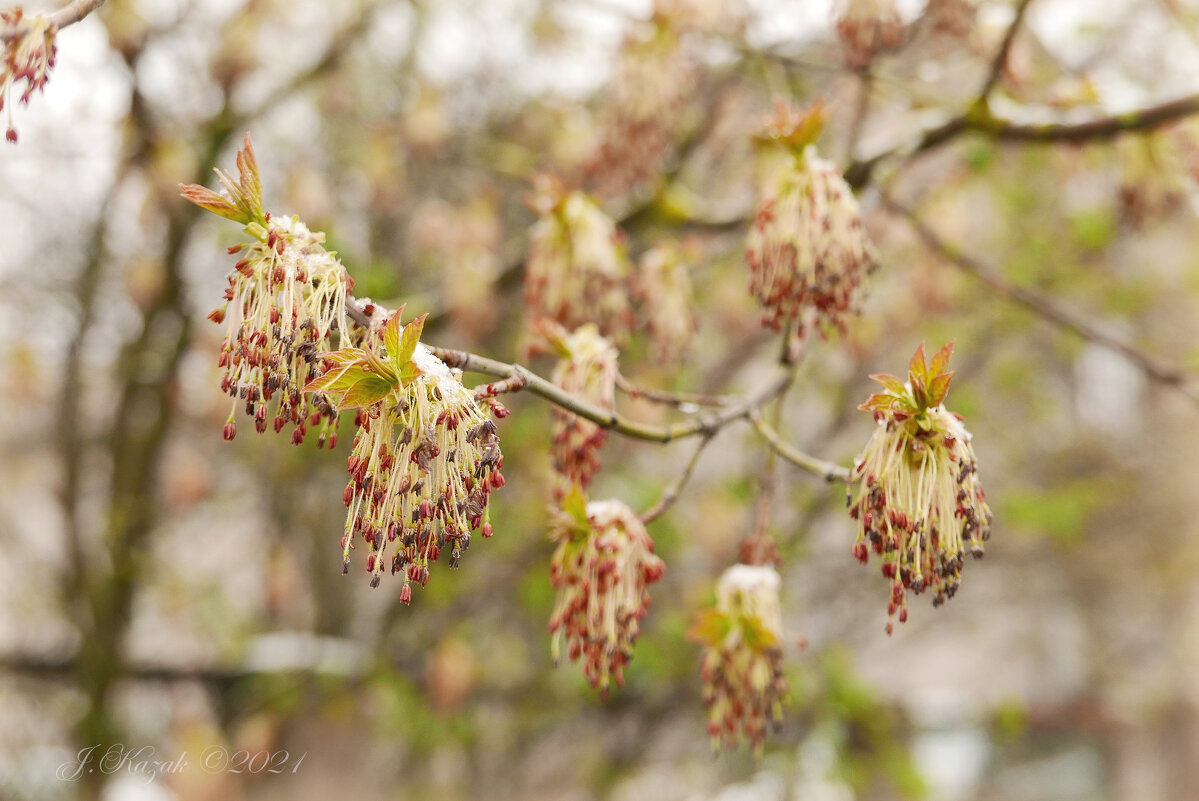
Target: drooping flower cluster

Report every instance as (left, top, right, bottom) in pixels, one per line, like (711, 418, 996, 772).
(849, 343, 992, 633)
(181, 135, 354, 446)
(584, 14, 697, 198)
(1, 10, 56, 143)
(1116, 133, 1190, 230)
(308, 312, 505, 595)
(923, 0, 975, 39)
(524, 176, 633, 343)
(548, 491, 666, 697)
(746, 104, 878, 335)
(544, 322, 618, 497)
(408, 197, 502, 340)
(690, 565, 789, 755)
(635, 240, 696, 363)
(834, 0, 905, 70)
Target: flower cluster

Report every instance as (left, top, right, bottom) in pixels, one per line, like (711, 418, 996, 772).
(309, 312, 505, 595)
(923, 0, 975, 39)
(1116, 133, 1189, 230)
(849, 343, 992, 633)
(635, 240, 696, 363)
(548, 492, 666, 697)
(544, 322, 618, 497)
(181, 135, 354, 446)
(1, 10, 56, 143)
(584, 15, 696, 198)
(690, 565, 789, 755)
(523, 176, 633, 344)
(746, 104, 878, 335)
(834, 0, 905, 70)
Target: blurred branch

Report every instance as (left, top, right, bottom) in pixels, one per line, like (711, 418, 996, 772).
(887, 196, 1199, 406)
(615, 372, 733, 409)
(748, 411, 852, 483)
(847, 92, 1199, 188)
(979, 0, 1035, 99)
(0, 0, 106, 41)
(427, 343, 799, 443)
(640, 432, 715, 524)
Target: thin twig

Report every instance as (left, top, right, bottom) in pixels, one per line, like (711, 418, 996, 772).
(1, 0, 107, 41)
(748, 412, 851, 483)
(427, 343, 797, 444)
(887, 196, 1199, 406)
(978, 0, 1035, 100)
(640, 433, 715, 524)
(615, 372, 733, 409)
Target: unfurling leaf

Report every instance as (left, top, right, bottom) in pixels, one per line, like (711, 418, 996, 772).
(928, 340, 955, 378)
(908, 342, 928, 385)
(336, 373, 395, 410)
(928, 371, 955, 407)
(179, 184, 247, 223)
(869, 372, 907, 396)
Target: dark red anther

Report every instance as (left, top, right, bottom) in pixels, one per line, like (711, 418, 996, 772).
(222, 421, 237, 441)
(851, 541, 868, 563)
(399, 583, 412, 605)
(481, 522, 493, 538)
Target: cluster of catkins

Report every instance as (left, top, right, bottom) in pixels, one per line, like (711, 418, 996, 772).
(635, 240, 697, 363)
(1, 10, 56, 143)
(691, 565, 789, 755)
(584, 12, 697, 199)
(523, 175, 634, 344)
(746, 104, 879, 335)
(849, 343, 992, 633)
(548, 492, 666, 697)
(182, 136, 505, 598)
(183, 135, 353, 447)
(834, 0, 905, 70)
(543, 323, 618, 498)
(329, 332, 505, 598)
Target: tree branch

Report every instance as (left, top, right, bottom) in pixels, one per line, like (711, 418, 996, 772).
(979, 0, 1035, 100)
(1, 0, 107, 41)
(887, 196, 1199, 406)
(640, 433, 715, 524)
(426, 344, 796, 444)
(748, 412, 851, 483)
(615, 372, 734, 409)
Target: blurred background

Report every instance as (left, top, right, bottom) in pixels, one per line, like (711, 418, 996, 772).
(2, 0, 1199, 799)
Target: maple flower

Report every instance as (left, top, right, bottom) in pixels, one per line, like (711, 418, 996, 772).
(584, 15, 696, 198)
(548, 491, 666, 697)
(543, 322, 618, 497)
(523, 176, 633, 344)
(307, 311, 505, 593)
(181, 134, 354, 446)
(848, 343, 993, 633)
(746, 103, 878, 335)
(635, 240, 697, 363)
(834, 0, 905, 70)
(1, 10, 57, 143)
(690, 564, 789, 755)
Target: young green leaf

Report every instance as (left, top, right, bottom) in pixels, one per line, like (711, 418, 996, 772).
(908, 342, 928, 385)
(928, 341, 955, 378)
(335, 373, 395, 410)
(927, 371, 955, 407)
(869, 373, 908, 397)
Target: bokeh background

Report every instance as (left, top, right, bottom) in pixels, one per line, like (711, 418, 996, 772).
(2, 0, 1199, 799)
